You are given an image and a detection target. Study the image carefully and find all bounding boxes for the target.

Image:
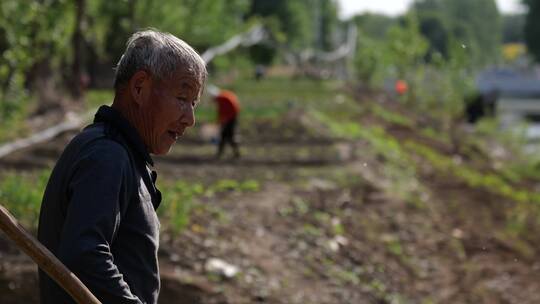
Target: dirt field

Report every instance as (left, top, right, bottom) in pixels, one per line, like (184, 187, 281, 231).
(1, 85, 540, 304)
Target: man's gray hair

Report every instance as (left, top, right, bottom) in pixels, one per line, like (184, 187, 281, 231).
(114, 29, 207, 89)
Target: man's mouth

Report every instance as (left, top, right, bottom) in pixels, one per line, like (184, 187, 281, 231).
(167, 130, 182, 140)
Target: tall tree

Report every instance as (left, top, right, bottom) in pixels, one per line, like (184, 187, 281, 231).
(448, 0, 501, 64)
(412, 0, 502, 66)
(502, 14, 525, 43)
(248, 0, 313, 50)
(524, 0, 540, 61)
(416, 10, 449, 60)
(247, 0, 341, 51)
(71, 0, 86, 99)
(318, 0, 339, 51)
(351, 13, 396, 40)
(0, 0, 75, 112)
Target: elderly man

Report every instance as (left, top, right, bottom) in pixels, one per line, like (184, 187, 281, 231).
(37, 30, 206, 304)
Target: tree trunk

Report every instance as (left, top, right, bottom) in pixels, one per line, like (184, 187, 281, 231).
(71, 0, 86, 100)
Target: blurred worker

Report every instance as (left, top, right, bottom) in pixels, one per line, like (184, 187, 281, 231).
(395, 79, 408, 96)
(213, 89, 241, 159)
(38, 30, 206, 304)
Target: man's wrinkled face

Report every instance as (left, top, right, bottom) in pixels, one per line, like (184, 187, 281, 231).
(143, 69, 203, 155)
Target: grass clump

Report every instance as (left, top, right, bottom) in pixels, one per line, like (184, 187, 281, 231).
(85, 89, 113, 109)
(0, 170, 50, 229)
(370, 103, 414, 128)
(404, 140, 540, 204)
(159, 178, 260, 234)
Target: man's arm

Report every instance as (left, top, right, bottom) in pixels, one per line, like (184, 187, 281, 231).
(58, 140, 142, 304)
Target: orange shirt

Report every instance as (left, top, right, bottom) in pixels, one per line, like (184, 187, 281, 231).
(215, 90, 240, 124)
(395, 80, 408, 95)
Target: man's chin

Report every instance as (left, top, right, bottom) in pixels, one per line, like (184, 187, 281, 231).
(154, 147, 172, 155)
(151, 143, 174, 156)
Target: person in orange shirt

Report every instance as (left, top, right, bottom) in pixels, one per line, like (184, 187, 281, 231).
(395, 79, 408, 96)
(214, 89, 241, 159)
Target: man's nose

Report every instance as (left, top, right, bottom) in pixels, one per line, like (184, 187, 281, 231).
(181, 106, 195, 127)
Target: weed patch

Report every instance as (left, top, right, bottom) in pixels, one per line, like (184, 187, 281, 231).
(159, 179, 260, 234)
(0, 170, 50, 229)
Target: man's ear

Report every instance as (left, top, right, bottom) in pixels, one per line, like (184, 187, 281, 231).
(129, 70, 152, 106)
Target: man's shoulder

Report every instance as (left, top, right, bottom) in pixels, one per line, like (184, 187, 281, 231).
(67, 122, 133, 165)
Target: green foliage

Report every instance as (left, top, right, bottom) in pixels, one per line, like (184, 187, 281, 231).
(311, 110, 424, 203)
(409, 39, 474, 120)
(247, 0, 339, 51)
(450, 0, 502, 65)
(318, 0, 340, 51)
(370, 103, 414, 127)
(0, 0, 74, 122)
(313, 97, 540, 207)
(248, 0, 311, 50)
(502, 14, 525, 43)
(351, 13, 396, 40)
(354, 37, 389, 86)
(353, 3, 493, 122)
(412, 0, 502, 66)
(301, 223, 323, 237)
(0, 170, 50, 229)
(86, 0, 251, 63)
(403, 140, 540, 204)
(158, 181, 205, 233)
(85, 89, 113, 109)
(210, 179, 260, 193)
(385, 238, 404, 256)
(159, 178, 260, 233)
(85, 0, 135, 62)
(524, 0, 540, 62)
(216, 77, 345, 121)
(475, 119, 540, 183)
(0, 1, 75, 70)
(420, 127, 450, 145)
(416, 10, 450, 60)
(0, 98, 31, 144)
(0, 167, 259, 234)
(292, 196, 310, 215)
(248, 44, 276, 65)
(139, 0, 250, 49)
(310, 110, 362, 139)
(385, 16, 430, 79)
(354, 15, 428, 86)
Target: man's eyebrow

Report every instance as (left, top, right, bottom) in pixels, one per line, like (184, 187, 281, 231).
(174, 81, 192, 93)
(181, 81, 194, 88)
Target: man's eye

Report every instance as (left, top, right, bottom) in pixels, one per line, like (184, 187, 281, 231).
(177, 97, 189, 106)
(177, 97, 197, 108)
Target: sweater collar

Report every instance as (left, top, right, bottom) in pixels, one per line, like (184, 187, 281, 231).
(94, 105, 154, 166)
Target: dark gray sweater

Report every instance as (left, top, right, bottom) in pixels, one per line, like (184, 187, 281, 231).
(38, 105, 162, 304)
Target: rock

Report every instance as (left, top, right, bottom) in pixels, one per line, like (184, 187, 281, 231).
(160, 270, 226, 304)
(205, 258, 239, 278)
(327, 235, 349, 252)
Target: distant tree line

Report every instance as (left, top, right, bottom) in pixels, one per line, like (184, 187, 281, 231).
(0, 0, 536, 117)
(524, 0, 540, 62)
(0, 0, 341, 107)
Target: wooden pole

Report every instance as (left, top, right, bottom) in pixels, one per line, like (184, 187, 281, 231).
(0, 204, 101, 304)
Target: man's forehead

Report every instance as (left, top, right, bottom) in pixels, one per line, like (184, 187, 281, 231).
(170, 69, 203, 90)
